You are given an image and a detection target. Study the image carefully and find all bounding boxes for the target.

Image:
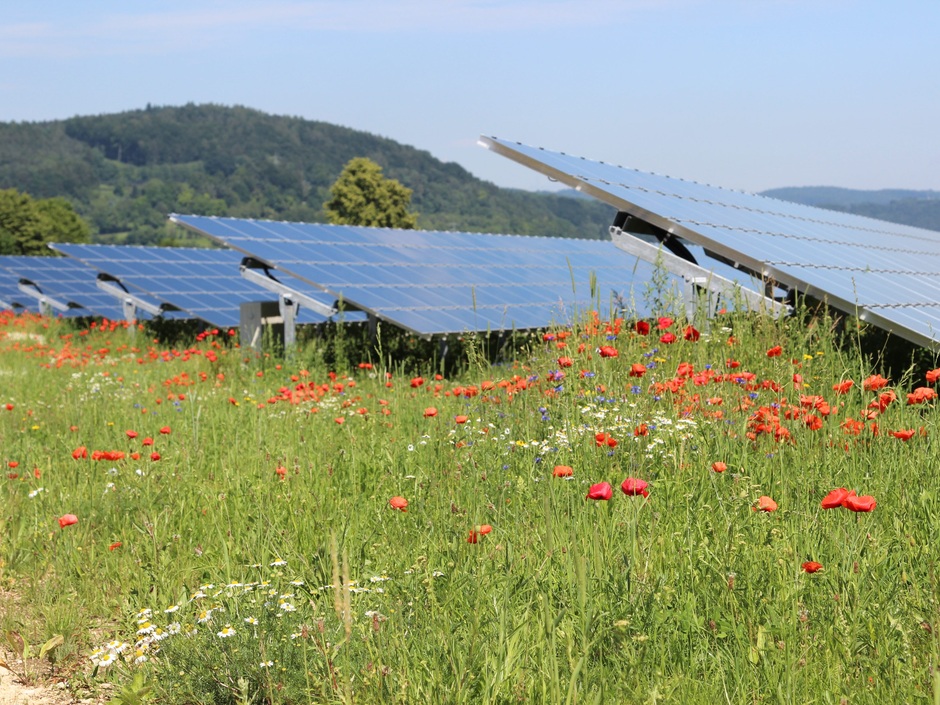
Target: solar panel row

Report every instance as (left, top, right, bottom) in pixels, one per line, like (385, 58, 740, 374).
(480, 136, 940, 349)
(0, 255, 128, 320)
(49, 243, 344, 328)
(2, 214, 780, 338)
(171, 215, 766, 336)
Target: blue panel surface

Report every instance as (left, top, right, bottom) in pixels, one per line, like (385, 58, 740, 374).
(170, 215, 759, 335)
(0, 255, 128, 319)
(49, 243, 350, 328)
(481, 136, 940, 348)
(0, 267, 30, 312)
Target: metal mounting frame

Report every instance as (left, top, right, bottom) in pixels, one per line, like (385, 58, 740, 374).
(96, 276, 165, 321)
(608, 227, 791, 319)
(17, 280, 72, 316)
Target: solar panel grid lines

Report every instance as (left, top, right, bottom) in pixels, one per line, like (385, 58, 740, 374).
(171, 214, 764, 336)
(0, 254, 129, 320)
(49, 243, 349, 328)
(481, 136, 940, 350)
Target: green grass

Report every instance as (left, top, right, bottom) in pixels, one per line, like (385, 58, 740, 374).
(1, 306, 940, 704)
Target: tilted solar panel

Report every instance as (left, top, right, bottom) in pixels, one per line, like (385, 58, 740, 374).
(0, 255, 128, 319)
(480, 136, 940, 349)
(0, 267, 29, 311)
(170, 215, 763, 336)
(49, 244, 342, 329)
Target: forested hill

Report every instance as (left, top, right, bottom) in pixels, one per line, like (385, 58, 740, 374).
(760, 186, 940, 233)
(0, 104, 615, 244)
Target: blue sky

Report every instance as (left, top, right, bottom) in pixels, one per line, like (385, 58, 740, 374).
(2, 0, 938, 193)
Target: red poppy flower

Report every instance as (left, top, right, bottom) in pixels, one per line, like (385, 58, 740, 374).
(766, 345, 783, 358)
(890, 429, 915, 441)
(832, 380, 854, 394)
(594, 432, 617, 448)
(389, 496, 408, 512)
(3, 403, 12, 411)
(821, 488, 850, 508)
(275, 465, 287, 479)
(711, 461, 727, 473)
(467, 524, 492, 543)
(927, 368, 940, 384)
(862, 374, 888, 391)
(126, 430, 138, 439)
(634, 321, 650, 335)
(660, 332, 677, 344)
(423, 407, 438, 418)
(159, 426, 171, 435)
(58, 513, 78, 528)
(621, 477, 649, 497)
(557, 356, 574, 368)
(454, 415, 469, 424)
(633, 424, 648, 437)
(629, 363, 646, 378)
(657, 317, 673, 330)
(598, 346, 618, 358)
(754, 496, 777, 512)
(552, 465, 573, 478)
(586, 482, 613, 500)
(142, 437, 154, 446)
(109, 541, 122, 551)
(71, 446, 88, 460)
(801, 561, 823, 574)
(150, 452, 161, 461)
(410, 376, 425, 388)
(683, 325, 700, 341)
(334, 417, 345, 424)
(907, 387, 937, 405)
(843, 494, 876, 512)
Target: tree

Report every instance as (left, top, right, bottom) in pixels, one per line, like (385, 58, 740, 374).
(324, 157, 418, 229)
(0, 189, 90, 255)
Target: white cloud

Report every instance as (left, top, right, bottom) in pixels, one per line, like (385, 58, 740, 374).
(0, 0, 697, 57)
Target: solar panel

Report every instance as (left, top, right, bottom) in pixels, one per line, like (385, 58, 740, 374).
(49, 243, 344, 329)
(170, 215, 764, 336)
(480, 136, 940, 349)
(0, 267, 29, 312)
(0, 255, 128, 319)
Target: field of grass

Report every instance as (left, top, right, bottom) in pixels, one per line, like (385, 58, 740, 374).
(1, 304, 940, 704)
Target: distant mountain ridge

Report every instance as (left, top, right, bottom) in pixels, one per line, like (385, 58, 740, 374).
(761, 186, 940, 207)
(0, 104, 616, 245)
(760, 186, 940, 233)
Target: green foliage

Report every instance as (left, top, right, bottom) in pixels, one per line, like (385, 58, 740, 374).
(0, 104, 615, 246)
(324, 157, 418, 228)
(0, 189, 90, 255)
(107, 672, 153, 705)
(7, 300, 940, 702)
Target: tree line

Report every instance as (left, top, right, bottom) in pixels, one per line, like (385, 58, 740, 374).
(0, 104, 615, 247)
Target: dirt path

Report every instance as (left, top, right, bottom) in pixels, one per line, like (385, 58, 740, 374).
(0, 673, 72, 705)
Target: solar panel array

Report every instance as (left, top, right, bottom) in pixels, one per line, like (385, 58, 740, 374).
(0, 255, 127, 320)
(171, 214, 762, 335)
(0, 265, 28, 311)
(50, 244, 339, 329)
(481, 136, 940, 348)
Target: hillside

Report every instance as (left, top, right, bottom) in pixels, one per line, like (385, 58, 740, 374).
(761, 186, 940, 232)
(0, 104, 616, 244)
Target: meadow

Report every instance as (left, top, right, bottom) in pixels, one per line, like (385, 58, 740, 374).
(1, 301, 939, 704)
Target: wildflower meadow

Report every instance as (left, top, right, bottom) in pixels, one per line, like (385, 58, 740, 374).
(1, 301, 939, 704)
